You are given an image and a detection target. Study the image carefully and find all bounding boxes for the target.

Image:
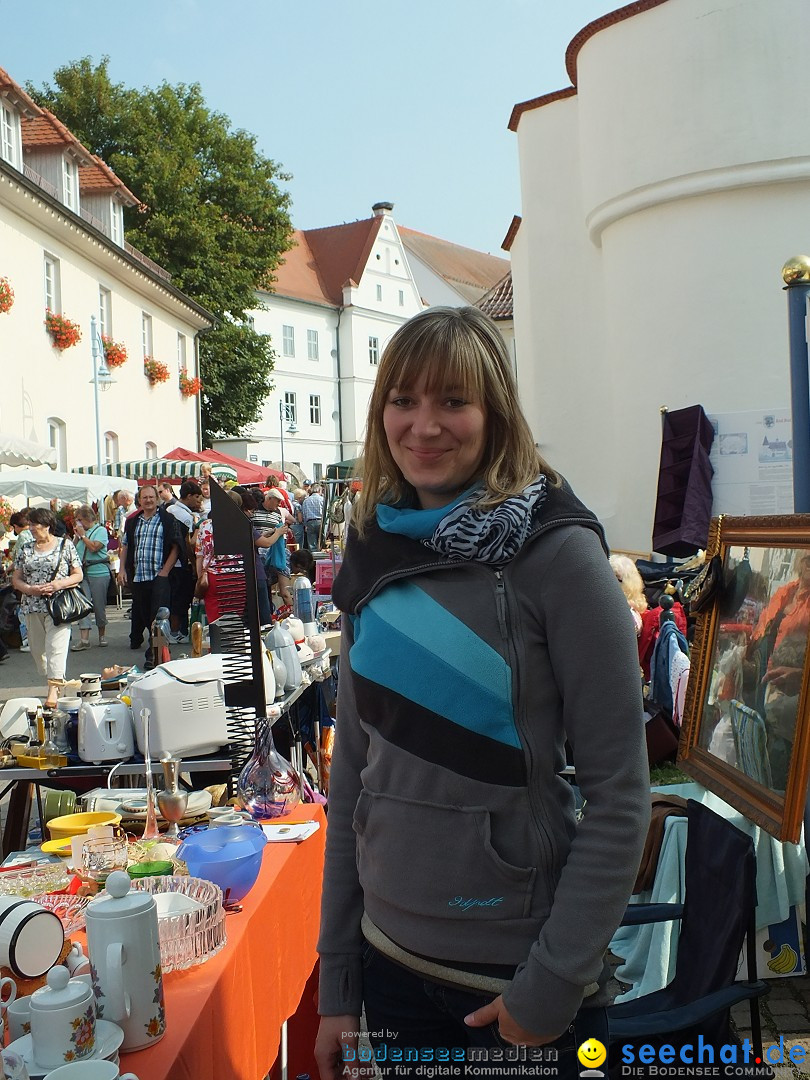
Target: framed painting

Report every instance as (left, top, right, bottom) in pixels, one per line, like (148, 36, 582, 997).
(678, 514, 810, 842)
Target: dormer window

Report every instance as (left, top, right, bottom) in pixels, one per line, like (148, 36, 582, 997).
(110, 200, 124, 246)
(0, 102, 21, 169)
(62, 156, 79, 212)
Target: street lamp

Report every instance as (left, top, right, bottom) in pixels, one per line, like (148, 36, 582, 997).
(89, 315, 115, 471)
(279, 399, 298, 478)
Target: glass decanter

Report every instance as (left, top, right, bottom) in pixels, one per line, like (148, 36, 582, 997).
(237, 717, 301, 819)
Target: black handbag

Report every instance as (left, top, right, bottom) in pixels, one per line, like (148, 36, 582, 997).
(46, 540, 94, 625)
(683, 554, 722, 614)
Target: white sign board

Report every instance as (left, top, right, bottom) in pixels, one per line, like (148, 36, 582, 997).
(707, 408, 794, 517)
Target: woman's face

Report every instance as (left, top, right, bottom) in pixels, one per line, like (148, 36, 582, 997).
(30, 520, 51, 541)
(383, 374, 487, 510)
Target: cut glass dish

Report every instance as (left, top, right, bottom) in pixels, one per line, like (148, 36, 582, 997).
(129, 875, 226, 972)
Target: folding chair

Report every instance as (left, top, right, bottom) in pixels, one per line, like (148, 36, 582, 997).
(603, 800, 771, 1076)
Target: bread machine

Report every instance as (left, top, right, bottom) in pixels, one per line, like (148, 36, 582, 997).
(128, 655, 229, 757)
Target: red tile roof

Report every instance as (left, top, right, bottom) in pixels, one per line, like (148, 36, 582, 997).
(0, 67, 43, 118)
(476, 272, 513, 321)
(508, 0, 672, 132)
(21, 109, 94, 165)
(269, 217, 383, 306)
(398, 226, 509, 305)
(79, 154, 140, 207)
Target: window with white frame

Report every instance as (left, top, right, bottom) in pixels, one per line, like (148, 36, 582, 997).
(309, 394, 321, 425)
(145, 441, 158, 460)
(110, 200, 124, 246)
(62, 157, 79, 212)
(47, 417, 67, 471)
(312, 463, 323, 481)
(44, 254, 61, 313)
(376, 284, 383, 302)
(307, 329, 319, 361)
(98, 286, 112, 339)
(177, 333, 187, 372)
(0, 103, 21, 169)
(283, 390, 297, 425)
(104, 431, 119, 465)
(142, 312, 153, 358)
(282, 325, 295, 357)
(369, 336, 380, 366)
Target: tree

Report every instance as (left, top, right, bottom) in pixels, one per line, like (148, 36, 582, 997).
(30, 58, 293, 445)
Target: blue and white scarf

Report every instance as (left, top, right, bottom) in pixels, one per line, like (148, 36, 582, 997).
(423, 476, 548, 567)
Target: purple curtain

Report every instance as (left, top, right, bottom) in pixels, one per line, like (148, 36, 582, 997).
(652, 405, 715, 557)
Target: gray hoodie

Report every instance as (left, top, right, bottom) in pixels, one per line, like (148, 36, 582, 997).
(318, 482, 650, 1036)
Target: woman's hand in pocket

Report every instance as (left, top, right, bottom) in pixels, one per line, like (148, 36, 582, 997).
(464, 995, 558, 1046)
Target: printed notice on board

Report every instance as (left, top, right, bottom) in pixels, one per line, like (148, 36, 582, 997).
(706, 408, 794, 517)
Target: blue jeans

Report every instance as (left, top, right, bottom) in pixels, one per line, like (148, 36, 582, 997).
(360, 943, 580, 1079)
(304, 519, 320, 550)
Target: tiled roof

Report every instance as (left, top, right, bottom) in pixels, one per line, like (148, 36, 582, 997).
(269, 217, 383, 306)
(398, 226, 509, 305)
(79, 154, 140, 207)
(0, 67, 43, 118)
(21, 110, 94, 165)
(508, 0, 671, 132)
(476, 272, 513, 321)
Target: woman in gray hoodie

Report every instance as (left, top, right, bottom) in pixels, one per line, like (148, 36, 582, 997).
(315, 307, 650, 1079)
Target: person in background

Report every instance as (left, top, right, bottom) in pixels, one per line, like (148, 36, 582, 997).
(103, 491, 119, 527)
(118, 484, 181, 668)
(260, 488, 294, 612)
(290, 489, 306, 548)
(232, 489, 275, 626)
(199, 478, 212, 517)
(166, 480, 203, 642)
(289, 547, 316, 584)
(48, 499, 67, 537)
(9, 511, 32, 651)
(71, 504, 111, 650)
(302, 483, 324, 551)
(114, 490, 135, 544)
(609, 553, 648, 637)
(12, 508, 83, 707)
(315, 306, 649, 1079)
(157, 482, 177, 506)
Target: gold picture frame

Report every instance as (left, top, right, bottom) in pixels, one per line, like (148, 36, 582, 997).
(678, 514, 810, 842)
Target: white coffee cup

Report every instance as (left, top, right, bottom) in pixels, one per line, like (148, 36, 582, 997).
(66, 943, 91, 979)
(43, 1062, 138, 1079)
(0, 897, 64, 978)
(5, 995, 31, 1042)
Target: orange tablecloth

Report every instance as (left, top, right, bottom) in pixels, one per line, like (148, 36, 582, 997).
(121, 804, 325, 1080)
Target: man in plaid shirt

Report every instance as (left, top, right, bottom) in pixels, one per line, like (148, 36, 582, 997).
(118, 484, 181, 668)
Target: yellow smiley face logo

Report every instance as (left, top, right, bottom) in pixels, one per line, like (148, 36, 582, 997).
(577, 1038, 607, 1069)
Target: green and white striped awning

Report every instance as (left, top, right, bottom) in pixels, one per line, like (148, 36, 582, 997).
(73, 459, 237, 482)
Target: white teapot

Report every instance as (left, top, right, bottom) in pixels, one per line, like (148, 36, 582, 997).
(84, 872, 165, 1052)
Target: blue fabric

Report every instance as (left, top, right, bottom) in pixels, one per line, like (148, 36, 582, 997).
(649, 620, 689, 715)
(350, 581, 518, 748)
(376, 488, 476, 540)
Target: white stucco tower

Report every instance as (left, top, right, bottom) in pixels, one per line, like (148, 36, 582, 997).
(510, 0, 810, 552)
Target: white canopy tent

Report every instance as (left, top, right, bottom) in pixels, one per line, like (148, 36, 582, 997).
(0, 469, 137, 503)
(0, 435, 57, 469)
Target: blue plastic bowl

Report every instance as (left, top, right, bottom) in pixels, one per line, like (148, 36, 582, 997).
(177, 824, 267, 903)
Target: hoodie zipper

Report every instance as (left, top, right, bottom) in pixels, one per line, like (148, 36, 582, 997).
(492, 568, 557, 902)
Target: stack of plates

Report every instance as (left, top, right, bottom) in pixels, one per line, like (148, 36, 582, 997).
(7, 1019, 124, 1079)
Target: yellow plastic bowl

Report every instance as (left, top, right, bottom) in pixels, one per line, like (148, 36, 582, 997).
(41, 837, 73, 858)
(47, 811, 121, 841)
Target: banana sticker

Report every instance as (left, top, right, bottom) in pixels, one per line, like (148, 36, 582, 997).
(767, 943, 798, 974)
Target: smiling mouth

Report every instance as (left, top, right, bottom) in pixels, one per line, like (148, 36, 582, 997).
(407, 448, 447, 459)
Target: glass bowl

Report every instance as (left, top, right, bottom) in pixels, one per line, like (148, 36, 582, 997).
(31, 893, 92, 935)
(0, 862, 70, 898)
(129, 875, 226, 973)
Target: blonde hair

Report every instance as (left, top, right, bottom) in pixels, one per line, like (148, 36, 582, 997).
(609, 554, 648, 613)
(354, 306, 557, 536)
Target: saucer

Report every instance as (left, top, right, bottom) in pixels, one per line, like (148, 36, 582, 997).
(8, 1018, 125, 1078)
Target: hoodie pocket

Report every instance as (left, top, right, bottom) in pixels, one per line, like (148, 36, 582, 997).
(353, 789, 537, 921)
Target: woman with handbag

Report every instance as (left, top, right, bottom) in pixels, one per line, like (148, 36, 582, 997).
(71, 505, 111, 651)
(11, 507, 83, 707)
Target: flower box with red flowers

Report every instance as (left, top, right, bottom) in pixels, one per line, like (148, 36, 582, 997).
(102, 336, 128, 368)
(179, 371, 202, 397)
(45, 310, 82, 350)
(143, 357, 170, 385)
(0, 278, 14, 315)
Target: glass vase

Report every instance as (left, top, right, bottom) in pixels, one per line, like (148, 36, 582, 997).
(237, 718, 302, 819)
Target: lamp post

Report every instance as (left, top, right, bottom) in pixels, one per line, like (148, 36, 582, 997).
(279, 399, 298, 479)
(89, 315, 115, 471)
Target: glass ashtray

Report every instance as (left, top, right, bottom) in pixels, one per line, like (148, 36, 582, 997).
(32, 892, 92, 935)
(130, 875, 226, 973)
(0, 861, 70, 897)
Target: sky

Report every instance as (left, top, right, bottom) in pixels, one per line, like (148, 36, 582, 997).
(2, 0, 612, 255)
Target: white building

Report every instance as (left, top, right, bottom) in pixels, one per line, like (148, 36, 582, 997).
(0, 67, 213, 473)
(508, 0, 810, 554)
(216, 202, 508, 482)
